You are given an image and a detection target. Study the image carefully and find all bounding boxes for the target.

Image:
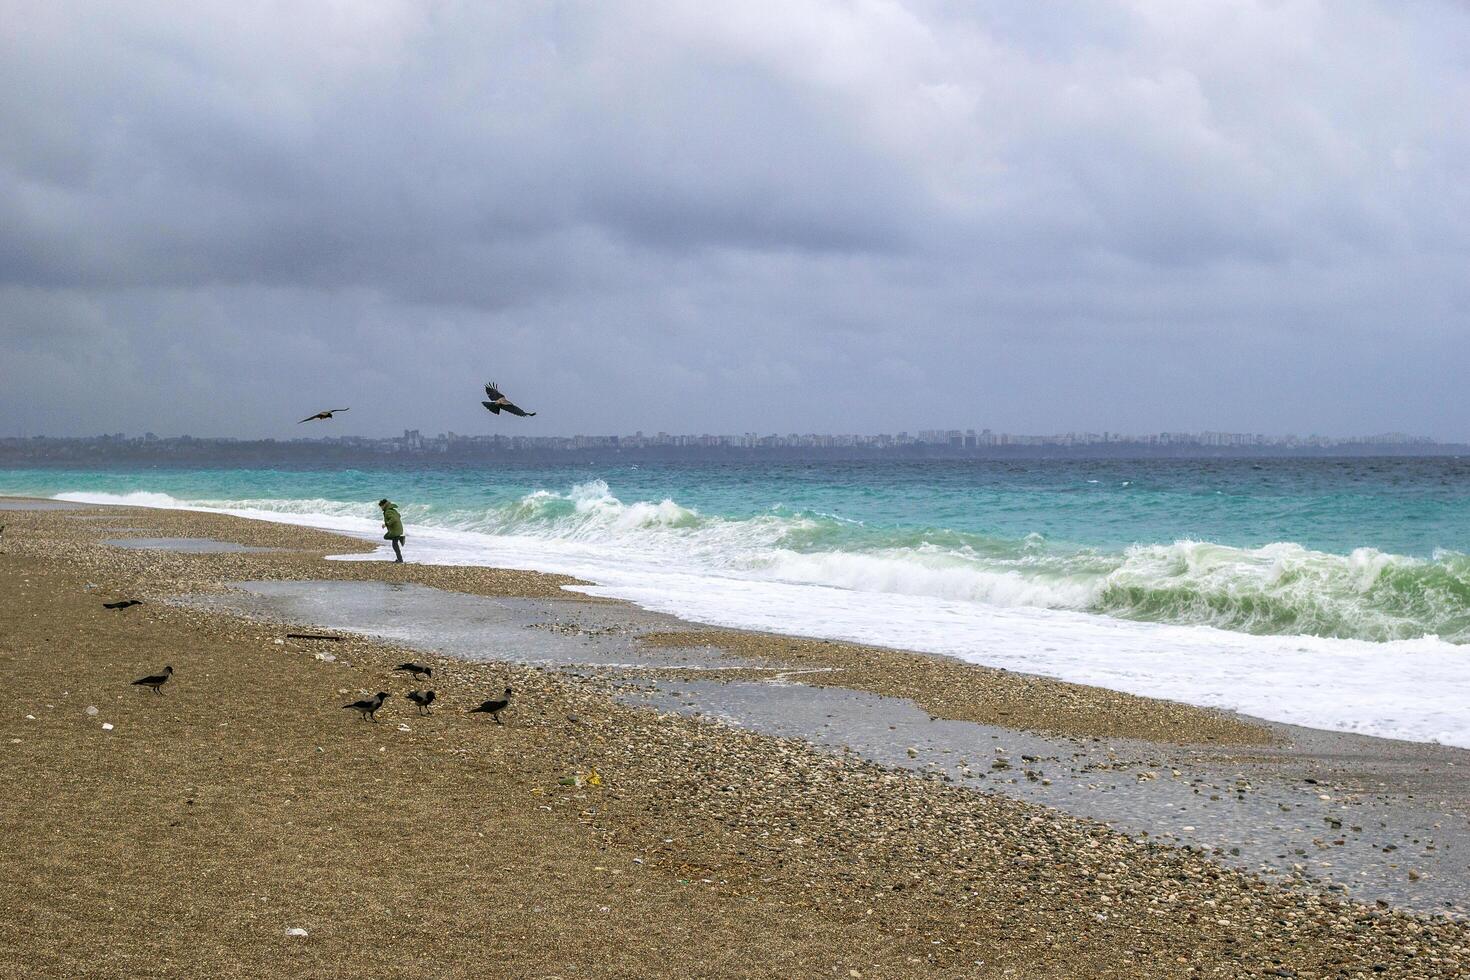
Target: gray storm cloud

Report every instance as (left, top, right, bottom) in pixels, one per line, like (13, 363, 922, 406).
(1, 0, 1467, 439)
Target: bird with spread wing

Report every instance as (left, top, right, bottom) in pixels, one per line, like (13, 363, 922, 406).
(481, 382, 536, 417)
(299, 408, 350, 423)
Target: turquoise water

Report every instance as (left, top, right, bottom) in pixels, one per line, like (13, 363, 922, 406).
(6, 457, 1470, 644)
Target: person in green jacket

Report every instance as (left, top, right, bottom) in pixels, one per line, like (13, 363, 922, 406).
(378, 498, 406, 563)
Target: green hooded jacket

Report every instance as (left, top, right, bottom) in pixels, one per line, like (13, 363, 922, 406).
(381, 502, 405, 538)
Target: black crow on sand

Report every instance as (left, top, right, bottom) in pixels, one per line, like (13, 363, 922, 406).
(469, 687, 513, 723)
(344, 691, 391, 721)
(132, 665, 173, 694)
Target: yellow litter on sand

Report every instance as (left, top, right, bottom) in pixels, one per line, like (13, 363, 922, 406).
(556, 769, 603, 789)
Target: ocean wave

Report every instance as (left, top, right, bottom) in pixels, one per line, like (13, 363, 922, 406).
(53, 482, 1470, 643)
(1094, 540, 1470, 642)
(43, 478, 1470, 746)
(56, 490, 188, 509)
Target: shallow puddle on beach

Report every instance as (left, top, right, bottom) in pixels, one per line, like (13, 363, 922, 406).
(106, 537, 279, 554)
(190, 579, 1469, 918)
(186, 580, 757, 670)
(0, 499, 89, 510)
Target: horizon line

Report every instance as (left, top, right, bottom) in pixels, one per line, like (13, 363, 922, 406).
(3, 429, 1459, 446)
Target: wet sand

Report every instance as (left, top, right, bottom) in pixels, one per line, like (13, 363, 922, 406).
(3, 499, 1469, 978)
(639, 629, 1273, 745)
(190, 579, 1470, 916)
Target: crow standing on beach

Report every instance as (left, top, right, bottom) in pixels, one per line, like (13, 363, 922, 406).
(481, 382, 536, 417)
(132, 665, 173, 694)
(343, 691, 391, 721)
(298, 408, 350, 423)
(469, 687, 513, 723)
(406, 690, 436, 715)
(393, 662, 431, 681)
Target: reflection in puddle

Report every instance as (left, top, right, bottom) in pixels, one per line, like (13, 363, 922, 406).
(106, 537, 279, 553)
(188, 580, 753, 670)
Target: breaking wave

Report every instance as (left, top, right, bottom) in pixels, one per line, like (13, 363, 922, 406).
(55, 481, 1470, 643)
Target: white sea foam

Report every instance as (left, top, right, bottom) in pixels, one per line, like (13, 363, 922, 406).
(765, 548, 1102, 608)
(53, 486, 1470, 748)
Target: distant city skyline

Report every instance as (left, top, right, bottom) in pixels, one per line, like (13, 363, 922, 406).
(4, 426, 1448, 454)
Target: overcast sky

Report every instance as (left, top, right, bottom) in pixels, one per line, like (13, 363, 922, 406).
(3, 1, 1468, 440)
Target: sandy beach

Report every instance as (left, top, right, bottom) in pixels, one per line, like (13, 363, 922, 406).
(3, 499, 1469, 978)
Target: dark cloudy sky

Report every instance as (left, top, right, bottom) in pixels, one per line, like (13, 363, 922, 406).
(3, 1, 1468, 440)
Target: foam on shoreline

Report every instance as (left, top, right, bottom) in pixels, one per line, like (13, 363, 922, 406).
(44, 489, 1470, 748)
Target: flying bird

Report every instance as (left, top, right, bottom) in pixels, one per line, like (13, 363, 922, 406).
(468, 687, 513, 724)
(406, 690, 436, 715)
(298, 409, 350, 423)
(393, 662, 432, 681)
(481, 382, 536, 418)
(132, 665, 173, 694)
(103, 599, 143, 610)
(343, 691, 391, 721)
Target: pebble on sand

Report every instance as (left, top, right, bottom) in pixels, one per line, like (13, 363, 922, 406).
(285, 927, 309, 938)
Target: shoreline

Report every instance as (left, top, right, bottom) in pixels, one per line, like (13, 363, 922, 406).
(9, 496, 1470, 815)
(4, 499, 1470, 976)
(14, 485, 1468, 751)
(0, 495, 1278, 746)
